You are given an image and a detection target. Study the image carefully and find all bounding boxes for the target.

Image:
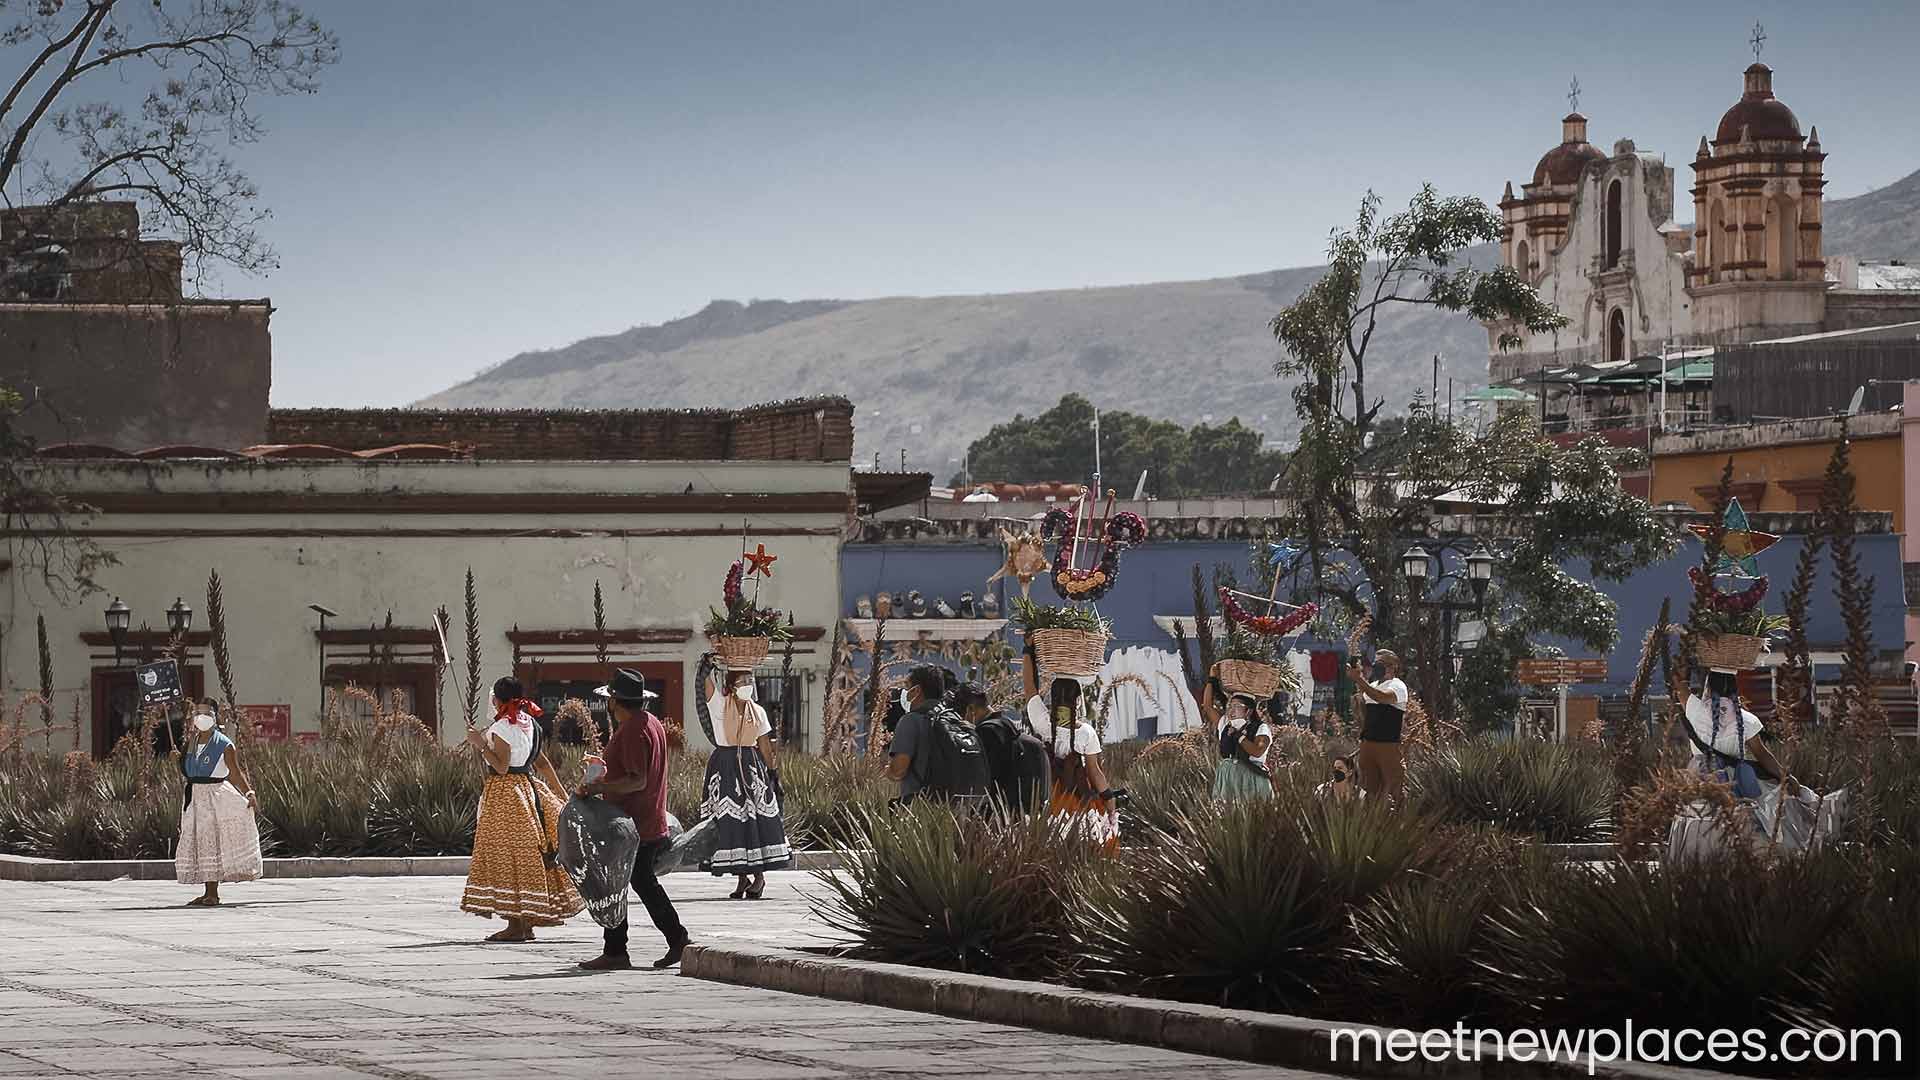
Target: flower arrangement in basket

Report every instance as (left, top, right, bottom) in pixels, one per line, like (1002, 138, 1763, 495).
(1013, 597, 1111, 678)
(705, 550, 791, 671)
(1686, 499, 1782, 671)
(1213, 623, 1299, 700)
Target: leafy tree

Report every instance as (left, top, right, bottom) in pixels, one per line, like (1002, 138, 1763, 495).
(2, 0, 338, 284)
(956, 393, 1286, 498)
(1262, 187, 1672, 726)
(1, 0, 335, 596)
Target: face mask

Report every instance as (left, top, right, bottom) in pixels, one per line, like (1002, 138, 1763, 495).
(898, 688, 912, 710)
(192, 714, 215, 733)
(734, 683, 754, 701)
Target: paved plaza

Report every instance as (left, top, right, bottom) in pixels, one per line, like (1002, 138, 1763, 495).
(0, 872, 1328, 1079)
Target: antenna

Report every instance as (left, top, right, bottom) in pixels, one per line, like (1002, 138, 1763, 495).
(1130, 469, 1148, 501)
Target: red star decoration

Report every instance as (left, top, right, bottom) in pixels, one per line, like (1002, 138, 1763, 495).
(743, 543, 778, 578)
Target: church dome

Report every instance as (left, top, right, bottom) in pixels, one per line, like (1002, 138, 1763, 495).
(1714, 63, 1802, 144)
(1532, 113, 1606, 186)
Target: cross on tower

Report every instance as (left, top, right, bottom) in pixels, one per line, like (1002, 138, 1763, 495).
(1567, 75, 1581, 113)
(1750, 20, 1767, 62)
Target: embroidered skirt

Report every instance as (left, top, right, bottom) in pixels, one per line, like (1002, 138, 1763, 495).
(461, 772, 583, 926)
(175, 781, 263, 884)
(701, 746, 791, 875)
(1049, 782, 1120, 854)
(1211, 758, 1273, 802)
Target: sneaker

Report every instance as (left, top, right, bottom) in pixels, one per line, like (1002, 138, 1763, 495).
(653, 938, 688, 969)
(578, 953, 632, 971)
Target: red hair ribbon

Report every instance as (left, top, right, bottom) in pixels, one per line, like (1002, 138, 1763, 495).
(495, 698, 544, 727)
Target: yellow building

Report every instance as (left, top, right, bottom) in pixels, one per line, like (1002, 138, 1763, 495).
(1649, 411, 1901, 528)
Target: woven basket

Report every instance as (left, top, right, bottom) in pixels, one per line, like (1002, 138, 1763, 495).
(1216, 659, 1284, 698)
(711, 635, 771, 671)
(1030, 628, 1109, 677)
(1696, 633, 1767, 672)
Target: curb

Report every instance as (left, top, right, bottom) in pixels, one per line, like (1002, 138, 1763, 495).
(0, 848, 847, 883)
(681, 943, 1733, 1080)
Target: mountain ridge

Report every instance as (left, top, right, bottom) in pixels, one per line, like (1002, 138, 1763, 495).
(421, 169, 1918, 474)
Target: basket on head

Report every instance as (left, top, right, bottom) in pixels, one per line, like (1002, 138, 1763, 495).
(1696, 633, 1767, 672)
(711, 635, 771, 672)
(1029, 628, 1108, 678)
(1216, 659, 1284, 699)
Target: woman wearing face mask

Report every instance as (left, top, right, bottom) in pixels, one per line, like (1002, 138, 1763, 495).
(1020, 640, 1122, 852)
(1202, 675, 1273, 803)
(175, 703, 263, 906)
(460, 677, 583, 942)
(701, 665, 790, 900)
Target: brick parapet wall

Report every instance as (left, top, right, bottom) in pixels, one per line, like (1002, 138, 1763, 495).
(267, 398, 855, 462)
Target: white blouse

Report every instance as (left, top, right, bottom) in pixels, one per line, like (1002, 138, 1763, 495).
(1023, 695, 1102, 758)
(708, 694, 773, 747)
(1684, 694, 1763, 760)
(1220, 718, 1274, 767)
(485, 716, 536, 768)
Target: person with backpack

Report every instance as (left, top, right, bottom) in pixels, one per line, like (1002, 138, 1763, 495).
(966, 683, 1052, 815)
(887, 666, 992, 808)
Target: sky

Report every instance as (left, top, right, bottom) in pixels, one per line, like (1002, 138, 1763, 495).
(193, 0, 1920, 406)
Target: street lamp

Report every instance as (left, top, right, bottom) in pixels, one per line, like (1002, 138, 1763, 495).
(166, 597, 194, 635)
(104, 597, 131, 665)
(1402, 543, 1497, 730)
(1466, 546, 1496, 605)
(1401, 545, 1431, 587)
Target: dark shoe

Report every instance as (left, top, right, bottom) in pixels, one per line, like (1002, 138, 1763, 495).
(653, 938, 687, 969)
(577, 953, 632, 971)
(744, 880, 766, 901)
(728, 880, 749, 900)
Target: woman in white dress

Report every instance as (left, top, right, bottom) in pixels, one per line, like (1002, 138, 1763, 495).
(702, 667, 791, 899)
(176, 704, 263, 905)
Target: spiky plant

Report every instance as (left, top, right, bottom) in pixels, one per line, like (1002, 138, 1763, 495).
(1409, 736, 1614, 843)
(35, 615, 53, 747)
(1188, 564, 1220, 675)
(1616, 598, 1668, 807)
(1819, 423, 1886, 738)
(462, 568, 482, 731)
(206, 569, 238, 718)
(1774, 501, 1824, 743)
(592, 581, 609, 666)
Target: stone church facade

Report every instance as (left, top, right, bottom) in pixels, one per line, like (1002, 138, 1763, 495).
(1485, 61, 1919, 384)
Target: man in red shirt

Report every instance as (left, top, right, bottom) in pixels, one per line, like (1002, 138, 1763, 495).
(577, 669, 688, 970)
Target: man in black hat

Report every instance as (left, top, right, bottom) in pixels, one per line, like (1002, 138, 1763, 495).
(577, 668, 688, 970)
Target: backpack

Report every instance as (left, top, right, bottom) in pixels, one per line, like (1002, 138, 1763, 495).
(914, 705, 993, 805)
(976, 711, 1052, 815)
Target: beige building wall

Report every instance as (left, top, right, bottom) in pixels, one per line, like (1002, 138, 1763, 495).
(1, 457, 849, 753)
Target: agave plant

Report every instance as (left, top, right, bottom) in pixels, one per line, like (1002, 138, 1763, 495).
(1477, 845, 1866, 1040)
(777, 752, 892, 850)
(1076, 794, 1449, 1011)
(813, 802, 1108, 980)
(1409, 735, 1614, 842)
(367, 747, 480, 856)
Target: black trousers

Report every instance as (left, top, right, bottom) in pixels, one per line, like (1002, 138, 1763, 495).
(604, 838, 686, 957)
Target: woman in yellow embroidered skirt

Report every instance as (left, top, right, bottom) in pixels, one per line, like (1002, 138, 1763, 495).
(461, 677, 582, 941)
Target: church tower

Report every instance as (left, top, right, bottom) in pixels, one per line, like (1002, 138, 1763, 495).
(1499, 111, 1606, 282)
(1686, 60, 1828, 337)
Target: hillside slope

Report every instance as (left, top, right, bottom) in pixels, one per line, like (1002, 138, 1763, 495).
(421, 169, 1914, 473)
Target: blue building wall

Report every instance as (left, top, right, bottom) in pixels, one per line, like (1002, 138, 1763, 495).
(841, 533, 1908, 696)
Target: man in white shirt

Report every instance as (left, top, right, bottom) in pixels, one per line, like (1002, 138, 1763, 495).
(1348, 648, 1410, 808)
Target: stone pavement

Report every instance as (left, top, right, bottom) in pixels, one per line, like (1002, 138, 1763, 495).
(0, 872, 1332, 1079)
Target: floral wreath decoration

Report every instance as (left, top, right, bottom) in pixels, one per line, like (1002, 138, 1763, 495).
(1040, 507, 1147, 602)
(1219, 586, 1319, 636)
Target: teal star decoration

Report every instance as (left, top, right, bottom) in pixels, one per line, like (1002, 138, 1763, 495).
(1686, 498, 1779, 578)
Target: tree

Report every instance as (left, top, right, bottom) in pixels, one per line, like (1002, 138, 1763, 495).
(1264, 187, 1670, 726)
(956, 394, 1286, 497)
(2, 0, 337, 284)
(1, 1, 335, 597)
